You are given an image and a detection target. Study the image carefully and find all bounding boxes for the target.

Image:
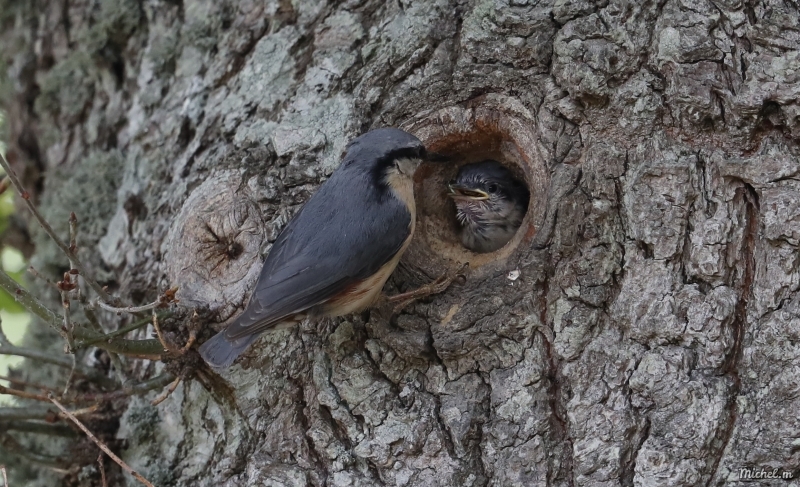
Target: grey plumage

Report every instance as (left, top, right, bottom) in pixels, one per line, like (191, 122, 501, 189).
(449, 160, 530, 253)
(199, 128, 426, 369)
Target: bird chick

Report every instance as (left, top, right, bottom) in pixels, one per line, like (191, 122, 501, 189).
(199, 128, 429, 369)
(448, 160, 529, 253)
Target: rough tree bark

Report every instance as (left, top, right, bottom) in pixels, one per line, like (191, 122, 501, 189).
(2, 0, 800, 486)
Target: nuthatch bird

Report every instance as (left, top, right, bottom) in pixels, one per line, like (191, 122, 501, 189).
(199, 128, 427, 369)
(448, 160, 530, 253)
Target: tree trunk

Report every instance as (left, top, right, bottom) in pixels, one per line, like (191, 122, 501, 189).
(2, 0, 800, 486)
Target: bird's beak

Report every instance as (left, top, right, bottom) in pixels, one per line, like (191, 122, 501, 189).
(448, 183, 490, 201)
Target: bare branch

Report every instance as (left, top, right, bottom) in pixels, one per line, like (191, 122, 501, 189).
(0, 268, 62, 332)
(97, 300, 162, 314)
(0, 374, 176, 415)
(63, 404, 100, 417)
(83, 308, 127, 385)
(151, 311, 173, 353)
(0, 384, 50, 402)
(74, 311, 163, 359)
(151, 376, 182, 406)
(178, 330, 197, 355)
(98, 454, 107, 487)
(96, 288, 178, 315)
(68, 212, 77, 268)
(27, 266, 59, 291)
(48, 394, 155, 487)
(1, 464, 6, 487)
(75, 313, 164, 348)
(3, 332, 162, 373)
(0, 320, 115, 387)
(62, 354, 76, 397)
(74, 373, 176, 403)
(0, 420, 77, 438)
(0, 151, 118, 305)
(61, 289, 73, 342)
(81, 334, 163, 359)
(0, 374, 56, 393)
(0, 403, 99, 423)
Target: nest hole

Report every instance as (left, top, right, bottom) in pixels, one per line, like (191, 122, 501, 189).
(403, 96, 549, 277)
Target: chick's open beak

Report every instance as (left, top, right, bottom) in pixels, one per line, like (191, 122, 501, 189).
(448, 183, 490, 201)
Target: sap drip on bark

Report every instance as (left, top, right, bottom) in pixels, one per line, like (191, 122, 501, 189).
(402, 94, 549, 278)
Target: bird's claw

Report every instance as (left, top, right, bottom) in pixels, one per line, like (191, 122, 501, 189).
(387, 262, 469, 313)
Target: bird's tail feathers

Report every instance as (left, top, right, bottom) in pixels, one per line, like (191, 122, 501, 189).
(198, 330, 259, 369)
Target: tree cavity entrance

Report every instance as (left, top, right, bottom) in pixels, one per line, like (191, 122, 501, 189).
(402, 95, 549, 275)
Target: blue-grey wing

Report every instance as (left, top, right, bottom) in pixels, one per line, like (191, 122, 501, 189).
(222, 168, 411, 340)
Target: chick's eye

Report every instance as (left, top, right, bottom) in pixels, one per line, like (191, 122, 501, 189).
(488, 183, 498, 193)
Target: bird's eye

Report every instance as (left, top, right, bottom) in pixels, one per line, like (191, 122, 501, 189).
(488, 183, 498, 193)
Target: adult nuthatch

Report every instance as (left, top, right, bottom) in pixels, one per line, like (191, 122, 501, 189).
(448, 160, 530, 253)
(199, 128, 428, 369)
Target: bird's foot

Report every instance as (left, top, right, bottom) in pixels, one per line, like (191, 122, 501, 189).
(387, 263, 468, 313)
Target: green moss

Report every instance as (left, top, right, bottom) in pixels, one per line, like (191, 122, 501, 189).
(34, 51, 95, 121)
(34, 0, 142, 121)
(125, 402, 161, 443)
(143, 461, 177, 487)
(148, 29, 180, 77)
(182, 19, 218, 51)
(80, 0, 143, 53)
(0, 0, 22, 24)
(181, 1, 234, 51)
(32, 150, 123, 272)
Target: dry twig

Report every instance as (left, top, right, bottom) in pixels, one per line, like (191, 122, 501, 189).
(151, 311, 173, 353)
(0, 374, 55, 393)
(98, 454, 107, 487)
(0, 420, 76, 438)
(0, 275, 163, 359)
(0, 151, 117, 305)
(0, 384, 50, 402)
(0, 373, 175, 408)
(151, 375, 182, 406)
(95, 287, 179, 315)
(82, 308, 127, 385)
(60, 404, 100, 419)
(27, 266, 59, 291)
(75, 313, 167, 348)
(72, 373, 176, 403)
(48, 394, 154, 487)
(62, 354, 77, 397)
(178, 330, 197, 355)
(0, 268, 61, 331)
